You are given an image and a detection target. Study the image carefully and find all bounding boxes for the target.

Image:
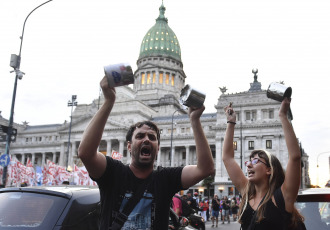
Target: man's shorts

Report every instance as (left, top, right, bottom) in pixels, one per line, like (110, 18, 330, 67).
(212, 210, 219, 218)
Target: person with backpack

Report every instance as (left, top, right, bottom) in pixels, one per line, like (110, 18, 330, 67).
(222, 99, 305, 230)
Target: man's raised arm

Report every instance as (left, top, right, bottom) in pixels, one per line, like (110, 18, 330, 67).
(181, 106, 215, 189)
(78, 76, 116, 179)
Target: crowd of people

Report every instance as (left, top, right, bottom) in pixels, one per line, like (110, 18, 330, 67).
(172, 192, 241, 227)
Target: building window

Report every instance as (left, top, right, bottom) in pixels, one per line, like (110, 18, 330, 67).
(165, 73, 170, 84)
(233, 141, 237, 150)
(246, 111, 250, 120)
(248, 141, 254, 150)
(269, 110, 274, 119)
(181, 128, 185, 133)
(182, 152, 186, 160)
(141, 73, 145, 84)
(171, 75, 174, 86)
(147, 72, 151, 84)
(236, 112, 240, 121)
(26, 138, 29, 142)
(266, 140, 272, 149)
(159, 72, 163, 84)
(152, 72, 156, 83)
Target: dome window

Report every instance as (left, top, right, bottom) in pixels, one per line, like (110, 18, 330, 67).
(161, 32, 164, 34)
(161, 47, 164, 49)
(156, 32, 159, 34)
(151, 38, 153, 41)
(146, 39, 149, 42)
(156, 38, 158, 40)
(161, 38, 164, 40)
(150, 47, 152, 49)
(155, 46, 158, 49)
(167, 48, 169, 50)
(148, 33, 150, 35)
(166, 32, 168, 35)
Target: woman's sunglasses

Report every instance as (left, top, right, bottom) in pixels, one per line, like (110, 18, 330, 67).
(245, 158, 269, 167)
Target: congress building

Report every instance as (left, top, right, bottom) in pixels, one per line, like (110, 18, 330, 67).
(0, 3, 310, 196)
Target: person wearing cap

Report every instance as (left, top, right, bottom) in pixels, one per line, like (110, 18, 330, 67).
(78, 76, 215, 230)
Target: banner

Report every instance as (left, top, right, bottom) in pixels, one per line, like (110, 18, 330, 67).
(2, 157, 96, 187)
(111, 150, 123, 160)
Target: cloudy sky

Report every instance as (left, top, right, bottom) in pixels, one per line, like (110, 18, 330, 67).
(1, 0, 330, 187)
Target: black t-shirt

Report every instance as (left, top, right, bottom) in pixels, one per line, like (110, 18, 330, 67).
(222, 200, 230, 210)
(211, 198, 220, 211)
(93, 157, 184, 230)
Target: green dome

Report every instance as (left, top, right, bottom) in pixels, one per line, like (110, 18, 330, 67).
(138, 4, 181, 62)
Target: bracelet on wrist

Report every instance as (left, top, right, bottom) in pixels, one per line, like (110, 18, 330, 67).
(227, 121, 236, 125)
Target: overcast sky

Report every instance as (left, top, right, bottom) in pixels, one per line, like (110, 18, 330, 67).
(1, 0, 330, 187)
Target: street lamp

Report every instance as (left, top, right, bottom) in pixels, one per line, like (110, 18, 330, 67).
(316, 151, 330, 186)
(170, 109, 181, 166)
(66, 95, 78, 169)
(2, 0, 54, 187)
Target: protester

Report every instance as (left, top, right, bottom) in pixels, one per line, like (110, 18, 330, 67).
(221, 196, 231, 224)
(222, 98, 304, 229)
(230, 197, 239, 221)
(200, 199, 209, 222)
(172, 193, 182, 216)
(78, 76, 215, 230)
(211, 194, 220, 227)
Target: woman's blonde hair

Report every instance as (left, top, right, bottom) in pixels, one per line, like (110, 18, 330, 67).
(238, 150, 304, 227)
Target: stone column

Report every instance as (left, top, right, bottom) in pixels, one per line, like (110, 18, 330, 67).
(71, 141, 76, 165)
(171, 146, 175, 167)
(185, 146, 190, 166)
(157, 146, 162, 166)
(52, 152, 57, 163)
(21, 153, 26, 164)
(119, 140, 124, 156)
(59, 143, 65, 166)
(42, 152, 46, 167)
(107, 140, 112, 156)
(215, 140, 222, 177)
(31, 153, 35, 166)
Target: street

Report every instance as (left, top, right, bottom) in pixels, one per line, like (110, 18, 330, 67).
(204, 217, 240, 230)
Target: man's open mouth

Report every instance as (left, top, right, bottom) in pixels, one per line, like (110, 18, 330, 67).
(141, 146, 151, 156)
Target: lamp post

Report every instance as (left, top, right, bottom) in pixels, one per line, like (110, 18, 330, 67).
(1, 0, 54, 187)
(170, 109, 180, 166)
(316, 151, 330, 186)
(66, 95, 78, 169)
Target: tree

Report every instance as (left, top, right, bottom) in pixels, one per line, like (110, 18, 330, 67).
(202, 175, 214, 201)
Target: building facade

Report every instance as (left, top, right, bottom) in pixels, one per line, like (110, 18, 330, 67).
(0, 3, 310, 194)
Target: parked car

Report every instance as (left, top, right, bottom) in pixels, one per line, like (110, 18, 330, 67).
(295, 188, 330, 230)
(0, 186, 100, 230)
(0, 185, 195, 230)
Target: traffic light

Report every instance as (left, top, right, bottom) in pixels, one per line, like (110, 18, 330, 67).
(10, 128, 17, 142)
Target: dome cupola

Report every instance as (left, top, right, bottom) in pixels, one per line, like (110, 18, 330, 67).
(138, 3, 181, 62)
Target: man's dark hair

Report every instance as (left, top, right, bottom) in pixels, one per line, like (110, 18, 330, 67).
(126, 121, 160, 145)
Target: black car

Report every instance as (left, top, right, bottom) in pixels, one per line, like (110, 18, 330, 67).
(0, 186, 100, 230)
(296, 188, 330, 230)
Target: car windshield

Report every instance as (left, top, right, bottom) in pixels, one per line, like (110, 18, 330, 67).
(295, 201, 330, 230)
(0, 191, 69, 229)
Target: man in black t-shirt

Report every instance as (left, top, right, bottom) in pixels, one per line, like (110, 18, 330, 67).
(211, 194, 220, 227)
(221, 196, 231, 224)
(78, 76, 215, 230)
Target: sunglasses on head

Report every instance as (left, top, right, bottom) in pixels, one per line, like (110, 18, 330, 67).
(245, 158, 269, 167)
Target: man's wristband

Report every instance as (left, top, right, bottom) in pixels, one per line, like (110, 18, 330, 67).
(227, 121, 236, 125)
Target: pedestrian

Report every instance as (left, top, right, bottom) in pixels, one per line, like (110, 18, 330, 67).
(172, 193, 182, 217)
(78, 76, 215, 230)
(211, 194, 220, 227)
(200, 199, 208, 222)
(222, 98, 304, 229)
(221, 196, 230, 224)
(230, 197, 239, 221)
